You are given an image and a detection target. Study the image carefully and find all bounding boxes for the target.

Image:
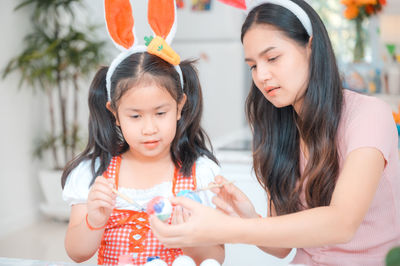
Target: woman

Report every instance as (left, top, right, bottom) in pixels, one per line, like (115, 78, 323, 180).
(150, 0, 400, 265)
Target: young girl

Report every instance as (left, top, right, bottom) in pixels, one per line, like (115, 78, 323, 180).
(150, 0, 400, 265)
(61, 0, 224, 265)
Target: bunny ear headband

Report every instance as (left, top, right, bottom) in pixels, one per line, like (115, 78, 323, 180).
(104, 0, 183, 101)
(218, 0, 312, 37)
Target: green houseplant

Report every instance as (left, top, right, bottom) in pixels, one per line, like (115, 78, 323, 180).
(386, 246, 400, 266)
(3, 0, 106, 219)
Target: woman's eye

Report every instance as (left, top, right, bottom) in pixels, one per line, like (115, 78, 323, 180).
(250, 65, 256, 71)
(268, 56, 279, 62)
(131, 115, 140, 119)
(156, 112, 166, 116)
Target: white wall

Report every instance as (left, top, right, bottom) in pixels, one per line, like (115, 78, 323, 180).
(0, 0, 44, 237)
(385, 1, 400, 15)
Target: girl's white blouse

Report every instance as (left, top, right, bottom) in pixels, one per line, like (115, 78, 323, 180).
(62, 156, 220, 211)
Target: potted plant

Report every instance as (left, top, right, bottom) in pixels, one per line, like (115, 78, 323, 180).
(386, 246, 400, 266)
(2, 0, 106, 220)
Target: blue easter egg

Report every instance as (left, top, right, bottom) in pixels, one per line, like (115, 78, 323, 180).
(147, 256, 161, 262)
(177, 190, 202, 203)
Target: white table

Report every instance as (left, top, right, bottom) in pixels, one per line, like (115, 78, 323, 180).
(0, 257, 95, 266)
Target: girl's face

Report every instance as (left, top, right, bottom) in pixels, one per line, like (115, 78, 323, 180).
(243, 24, 312, 113)
(111, 83, 186, 161)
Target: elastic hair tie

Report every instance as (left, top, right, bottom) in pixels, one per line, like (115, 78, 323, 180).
(85, 213, 106, 230)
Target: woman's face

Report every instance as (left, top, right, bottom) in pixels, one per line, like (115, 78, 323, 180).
(243, 24, 312, 113)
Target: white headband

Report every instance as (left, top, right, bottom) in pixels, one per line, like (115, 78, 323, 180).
(105, 46, 184, 102)
(247, 0, 313, 36)
(104, 0, 183, 102)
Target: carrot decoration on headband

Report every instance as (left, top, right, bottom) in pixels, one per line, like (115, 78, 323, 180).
(145, 36, 180, 66)
(104, 0, 183, 101)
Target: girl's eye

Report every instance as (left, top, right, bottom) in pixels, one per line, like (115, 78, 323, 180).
(157, 112, 166, 116)
(250, 65, 256, 71)
(131, 115, 140, 119)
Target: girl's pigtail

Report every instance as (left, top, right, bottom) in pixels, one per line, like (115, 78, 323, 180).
(61, 67, 128, 188)
(172, 60, 218, 176)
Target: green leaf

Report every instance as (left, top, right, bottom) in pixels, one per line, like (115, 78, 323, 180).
(386, 246, 400, 266)
(386, 44, 396, 57)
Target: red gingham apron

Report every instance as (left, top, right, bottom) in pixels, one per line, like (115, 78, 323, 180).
(97, 156, 197, 265)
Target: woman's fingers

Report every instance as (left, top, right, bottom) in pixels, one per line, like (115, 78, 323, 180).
(150, 215, 185, 237)
(150, 215, 195, 248)
(182, 208, 190, 222)
(170, 195, 202, 211)
(171, 206, 185, 224)
(212, 196, 237, 216)
(214, 175, 227, 184)
(213, 175, 240, 197)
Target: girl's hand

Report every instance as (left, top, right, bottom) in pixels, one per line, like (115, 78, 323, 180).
(211, 175, 258, 218)
(150, 196, 231, 248)
(86, 176, 116, 228)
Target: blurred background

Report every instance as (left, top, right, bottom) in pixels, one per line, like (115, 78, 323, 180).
(1, 0, 400, 265)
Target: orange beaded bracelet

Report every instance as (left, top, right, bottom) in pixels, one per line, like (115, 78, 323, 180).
(85, 213, 106, 230)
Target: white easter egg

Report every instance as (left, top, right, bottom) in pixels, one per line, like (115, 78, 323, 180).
(172, 255, 196, 266)
(144, 259, 168, 266)
(200, 259, 221, 266)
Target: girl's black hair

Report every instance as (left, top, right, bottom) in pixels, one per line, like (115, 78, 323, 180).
(242, 0, 343, 215)
(62, 53, 217, 188)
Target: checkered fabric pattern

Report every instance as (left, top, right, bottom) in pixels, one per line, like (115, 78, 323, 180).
(97, 156, 197, 265)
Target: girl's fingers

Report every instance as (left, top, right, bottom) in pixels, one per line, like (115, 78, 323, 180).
(95, 176, 113, 187)
(89, 179, 115, 202)
(89, 199, 115, 211)
(88, 189, 115, 206)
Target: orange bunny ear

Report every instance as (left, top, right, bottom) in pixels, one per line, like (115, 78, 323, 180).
(217, 0, 247, 9)
(148, 0, 176, 42)
(105, 0, 135, 50)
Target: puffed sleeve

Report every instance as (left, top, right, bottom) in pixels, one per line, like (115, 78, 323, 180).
(195, 156, 221, 207)
(62, 159, 99, 206)
(344, 95, 397, 164)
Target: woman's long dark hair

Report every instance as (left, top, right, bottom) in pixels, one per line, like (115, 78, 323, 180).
(242, 0, 343, 215)
(62, 53, 217, 188)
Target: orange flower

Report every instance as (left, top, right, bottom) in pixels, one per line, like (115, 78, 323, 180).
(341, 0, 356, 5)
(365, 4, 375, 15)
(341, 0, 385, 20)
(393, 110, 400, 124)
(356, 0, 377, 5)
(344, 5, 359, 19)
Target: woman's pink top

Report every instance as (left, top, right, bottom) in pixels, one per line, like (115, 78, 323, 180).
(292, 90, 400, 265)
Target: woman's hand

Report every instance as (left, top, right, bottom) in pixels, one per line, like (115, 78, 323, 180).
(171, 204, 190, 225)
(150, 197, 232, 248)
(211, 175, 259, 218)
(86, 176, 116, 228)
